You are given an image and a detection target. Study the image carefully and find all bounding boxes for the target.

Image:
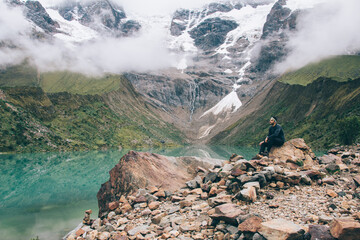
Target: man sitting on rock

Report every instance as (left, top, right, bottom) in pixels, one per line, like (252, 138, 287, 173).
(259, 116, 285, 156)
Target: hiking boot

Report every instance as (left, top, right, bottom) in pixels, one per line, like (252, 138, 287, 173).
(261, 151, 269, 156)
(252, 153, 263, 160)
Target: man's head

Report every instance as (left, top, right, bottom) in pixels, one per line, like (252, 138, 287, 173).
(269, 116, 277, 126)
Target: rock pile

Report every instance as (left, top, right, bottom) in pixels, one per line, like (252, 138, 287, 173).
(65, 139, 360, 240)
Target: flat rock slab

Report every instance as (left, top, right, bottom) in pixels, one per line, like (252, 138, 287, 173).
(258, 218, 305, 240)
(238, 216, 263, 233)
(210, 203, 245, 226)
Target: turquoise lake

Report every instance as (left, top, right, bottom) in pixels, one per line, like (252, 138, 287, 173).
(0, 146, 258, 240)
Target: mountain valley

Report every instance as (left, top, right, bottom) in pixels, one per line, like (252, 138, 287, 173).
(1, 0, 359, 151)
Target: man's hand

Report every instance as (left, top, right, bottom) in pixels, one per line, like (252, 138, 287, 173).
(259, 141, 264, 146)
(265, 137, 268, 143)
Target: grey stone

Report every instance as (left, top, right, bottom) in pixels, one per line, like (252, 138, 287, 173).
(227, 225, 239, 235)
(243, 182, 260, 190)
(319, 154, 341, 165)
(326, 164, 340, 174)
(186, 179, 198, 189)
(204, 172, 218, 183)
(300, 175, 312, 185)
(128, 224, 149, 236)
(252, 233, 266, 240)
(222, 164, 234, 172)
(308, 225, 335, 240)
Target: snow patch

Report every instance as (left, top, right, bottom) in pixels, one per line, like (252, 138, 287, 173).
(200, 91, 242, 118)
(177, 57, 187, 72)
(46, 9, 99, 44)
(223, 56, 232, 60)
(224, 69, 233, 74)
(199, 124, 216, 139)
(169, 32, 198, 52)
(215, 3, 275, 56)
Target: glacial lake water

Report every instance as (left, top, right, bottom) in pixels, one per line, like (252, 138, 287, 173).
(0, 145, 258, 240)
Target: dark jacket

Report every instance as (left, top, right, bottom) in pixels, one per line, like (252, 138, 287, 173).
(268, 124, 285, 142)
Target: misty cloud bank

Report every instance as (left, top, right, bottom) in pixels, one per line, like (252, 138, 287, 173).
(1, 0, 360, 75)
(274, 0, 360, 73)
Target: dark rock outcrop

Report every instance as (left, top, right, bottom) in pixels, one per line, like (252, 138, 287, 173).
(25, 0, 60, 33)
(170, 9, 192, 36)
(251, 0, 300, 74)
(206, 3, 233, 16)
(120, 20, 141, 35)
(170, 3, 235, 37)
(189, 18, 238, 51)
(123, 72, 230, 114)
(261, 0, 294, 40)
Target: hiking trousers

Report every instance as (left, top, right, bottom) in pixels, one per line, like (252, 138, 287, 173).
(259, 137, 284, 154)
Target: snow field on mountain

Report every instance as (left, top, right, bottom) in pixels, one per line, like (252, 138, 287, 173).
(215, 3, 275, 55)
(47, 9, 99, 44)
(201, 90, 242, 118)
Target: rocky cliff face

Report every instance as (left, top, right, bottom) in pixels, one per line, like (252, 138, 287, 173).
(189, 18, 238, 51)
(25, 1, 60, 33)
(6, 0, 60, 34)
(5, 0, 141, 38)
(251, 0, 300, 74)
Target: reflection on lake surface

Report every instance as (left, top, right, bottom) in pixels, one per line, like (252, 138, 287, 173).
(0, 146, 257, 240)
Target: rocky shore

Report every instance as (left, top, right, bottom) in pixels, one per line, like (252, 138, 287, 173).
(64, 139, 360, 240)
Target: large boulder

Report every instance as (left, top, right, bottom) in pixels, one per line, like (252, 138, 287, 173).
(210, 203, 245, 226)
(269, 138, 316, 167)
(258, 218, 305, 240)
(329, 219, 360, 240)
(97, 151, 215, 217)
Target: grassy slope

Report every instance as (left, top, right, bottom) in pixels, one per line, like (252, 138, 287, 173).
(40, 72, 122, 95)
(0, 64, 39, 87)
(211, 55, 360, 149)
(278, 55, 360, 86)
(0, 65, 186, 152)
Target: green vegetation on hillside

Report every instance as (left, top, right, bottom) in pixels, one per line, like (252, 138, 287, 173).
(337, 116, 360, 145)
(212, 55, 360, 149)
(0, 64, 186, 153)
(278, 55, 360, 86)
(0, 63, 39, 87)
(40, 72, 122, 95)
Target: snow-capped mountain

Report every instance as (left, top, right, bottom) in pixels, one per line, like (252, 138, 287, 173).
(1, 0, 329, 140)
(7, 0, 141, 39)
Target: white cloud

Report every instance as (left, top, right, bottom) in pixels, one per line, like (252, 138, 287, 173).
(274, 0, 360, 73)
(0, 0, 186, 74)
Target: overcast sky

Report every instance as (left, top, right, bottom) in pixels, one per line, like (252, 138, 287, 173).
(274, 0, 360, 73)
